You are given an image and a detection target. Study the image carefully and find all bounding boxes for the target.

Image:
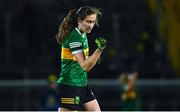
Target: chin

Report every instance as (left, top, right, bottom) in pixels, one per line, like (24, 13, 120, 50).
(86, 30, 92, 33)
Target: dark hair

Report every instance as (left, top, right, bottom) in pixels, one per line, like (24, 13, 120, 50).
(55, 6, 102, 44)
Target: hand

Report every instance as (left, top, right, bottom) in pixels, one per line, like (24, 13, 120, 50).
(95, 37, 107, 52)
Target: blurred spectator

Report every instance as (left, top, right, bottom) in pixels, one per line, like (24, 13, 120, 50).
(118, 71, 141, 111)
(43, 74, 59, 111)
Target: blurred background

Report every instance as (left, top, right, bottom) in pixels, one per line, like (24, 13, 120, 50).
(0, 0, 180, 111)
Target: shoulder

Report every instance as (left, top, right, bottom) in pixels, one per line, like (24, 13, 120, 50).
(68, 29, 82, 41)
(64, 29, 83, 45)
(62, 29, 83, 49)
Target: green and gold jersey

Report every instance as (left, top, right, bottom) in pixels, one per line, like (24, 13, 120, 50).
(57, 28, 89, 87)
(120, 84, 141, 111)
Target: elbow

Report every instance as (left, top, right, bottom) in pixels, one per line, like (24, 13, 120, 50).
(82, 66, 91, 72)
(81, 63, 93, 72)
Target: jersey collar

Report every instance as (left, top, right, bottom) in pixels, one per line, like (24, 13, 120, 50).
(75, 27, 85, 38)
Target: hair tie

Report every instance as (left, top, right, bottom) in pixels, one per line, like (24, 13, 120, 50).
(76, 7, 83, 15)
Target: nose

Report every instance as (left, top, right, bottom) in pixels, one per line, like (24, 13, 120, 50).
(90, 23, 94, 28)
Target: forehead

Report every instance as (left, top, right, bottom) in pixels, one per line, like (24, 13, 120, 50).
(84, 14, 97, 21)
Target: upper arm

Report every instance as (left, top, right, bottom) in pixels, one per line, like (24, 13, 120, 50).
(73, 52, 86, 67)
(68, 34, 86, 68)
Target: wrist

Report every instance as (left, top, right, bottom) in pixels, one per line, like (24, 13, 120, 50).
(97, 48, 103, 53)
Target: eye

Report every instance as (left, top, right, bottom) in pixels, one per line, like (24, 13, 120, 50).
(86, 20, 96, 24)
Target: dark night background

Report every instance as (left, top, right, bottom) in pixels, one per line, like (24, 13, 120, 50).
(0, 0, 180, 111)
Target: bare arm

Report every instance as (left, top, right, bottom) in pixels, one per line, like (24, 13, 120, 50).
(73, 49, 102, 72)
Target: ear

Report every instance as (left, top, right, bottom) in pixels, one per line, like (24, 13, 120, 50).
(77, 17, 83, 24)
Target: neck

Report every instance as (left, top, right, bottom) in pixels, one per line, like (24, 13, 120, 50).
(76, 27, 85, 35)
(76, 27, 84, 35)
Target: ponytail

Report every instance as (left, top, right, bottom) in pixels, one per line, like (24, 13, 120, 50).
(55, 9, 77, 44)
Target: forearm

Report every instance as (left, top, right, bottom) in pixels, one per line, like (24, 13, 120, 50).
(81, 49, 102, 72)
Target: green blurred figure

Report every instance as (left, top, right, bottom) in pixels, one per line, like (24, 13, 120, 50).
(118, 71, 141, 111)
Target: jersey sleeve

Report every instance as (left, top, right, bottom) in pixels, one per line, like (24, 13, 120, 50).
(68, 34, 83, 54)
